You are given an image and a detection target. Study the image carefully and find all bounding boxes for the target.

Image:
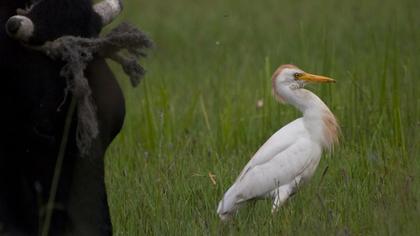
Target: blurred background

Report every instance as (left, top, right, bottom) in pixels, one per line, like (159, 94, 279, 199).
(105, 0, 420, 234)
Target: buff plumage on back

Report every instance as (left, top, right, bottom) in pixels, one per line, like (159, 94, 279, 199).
(321, 109, 340, 150)
(271, 64, 298, 103)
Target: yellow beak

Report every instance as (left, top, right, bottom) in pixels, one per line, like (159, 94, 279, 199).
(298, 73, 336, 83)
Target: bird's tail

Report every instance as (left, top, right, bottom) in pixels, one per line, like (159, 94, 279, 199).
(217, 186, 239, 221)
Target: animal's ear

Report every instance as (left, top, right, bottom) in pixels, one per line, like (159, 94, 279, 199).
(93, 0, 123, 26)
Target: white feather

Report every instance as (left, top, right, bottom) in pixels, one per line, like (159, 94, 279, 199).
(217, 65, 338, 221)
(217, 119, 322, 218)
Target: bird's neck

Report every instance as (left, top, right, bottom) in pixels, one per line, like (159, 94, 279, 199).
(278, 87, 340, 150)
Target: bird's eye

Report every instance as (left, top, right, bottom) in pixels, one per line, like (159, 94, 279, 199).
(293, 73, 301, 79)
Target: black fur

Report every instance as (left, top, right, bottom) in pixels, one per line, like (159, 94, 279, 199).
(0, 0, 124, 235)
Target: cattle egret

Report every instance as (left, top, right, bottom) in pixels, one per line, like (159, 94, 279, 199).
(217, 64, 339, 220)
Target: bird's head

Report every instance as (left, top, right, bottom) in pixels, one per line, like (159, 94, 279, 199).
(272, 64, 335, 102)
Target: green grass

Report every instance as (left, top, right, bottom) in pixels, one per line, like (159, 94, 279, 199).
(105, 0, 420, 235)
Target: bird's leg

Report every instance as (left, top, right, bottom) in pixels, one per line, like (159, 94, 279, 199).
(271, 177, 302, 213)
(271, 185, 292, 213)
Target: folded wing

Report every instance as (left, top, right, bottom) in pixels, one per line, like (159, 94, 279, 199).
(218, 118, 320, 217)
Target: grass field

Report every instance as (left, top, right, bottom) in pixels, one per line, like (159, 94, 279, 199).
(104, 0, 420, 235)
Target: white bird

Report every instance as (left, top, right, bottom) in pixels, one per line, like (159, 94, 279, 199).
(217, 64, 339, 220)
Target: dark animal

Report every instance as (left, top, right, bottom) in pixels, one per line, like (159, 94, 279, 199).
(0, 0, 125, 235)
